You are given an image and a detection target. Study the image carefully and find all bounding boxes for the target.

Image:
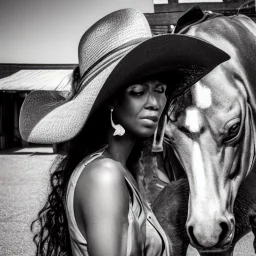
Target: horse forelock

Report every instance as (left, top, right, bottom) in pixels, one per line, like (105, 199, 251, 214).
(168, 83, 211, 134)
(169, 88, 193, 122)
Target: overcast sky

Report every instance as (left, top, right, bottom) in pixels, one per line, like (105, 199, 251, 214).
(0, 0, 154, 64)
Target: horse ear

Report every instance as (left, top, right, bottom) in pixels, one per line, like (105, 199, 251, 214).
(152, 115, 167, 152)
(174, 5, 206, 34)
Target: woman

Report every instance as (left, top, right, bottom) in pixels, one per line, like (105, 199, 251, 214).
(19, 8, 229, 256)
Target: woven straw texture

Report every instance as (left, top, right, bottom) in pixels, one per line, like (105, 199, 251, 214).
(20, 61, 120, 143)
(78, 9, 151, 76)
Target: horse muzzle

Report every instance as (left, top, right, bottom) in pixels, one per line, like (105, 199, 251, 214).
(186, 211, 235, 250)
(194, 230, 235, 253)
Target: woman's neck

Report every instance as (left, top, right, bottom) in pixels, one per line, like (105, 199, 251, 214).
(105, 132, 136, 167)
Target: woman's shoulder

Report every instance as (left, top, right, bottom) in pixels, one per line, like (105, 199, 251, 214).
(76, 156, 127, 196)
(74, 157, 129, 220)
(84, 156, 124, 178)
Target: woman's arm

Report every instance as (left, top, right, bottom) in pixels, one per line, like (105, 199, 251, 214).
(74, 158, 130, 256)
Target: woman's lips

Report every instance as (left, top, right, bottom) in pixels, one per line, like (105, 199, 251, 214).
(141, 116, 158, 122)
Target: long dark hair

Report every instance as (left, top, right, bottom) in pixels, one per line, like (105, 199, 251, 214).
(31, 68, 111, 256)
(30, 67, 194, 256)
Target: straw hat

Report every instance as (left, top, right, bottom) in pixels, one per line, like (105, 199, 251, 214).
(19, 8, 229, 144)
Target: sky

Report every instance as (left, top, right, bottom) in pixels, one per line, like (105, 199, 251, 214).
(0, 0, 154, 64)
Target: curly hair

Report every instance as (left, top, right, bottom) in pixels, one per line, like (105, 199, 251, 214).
(31, 155, 70, 256)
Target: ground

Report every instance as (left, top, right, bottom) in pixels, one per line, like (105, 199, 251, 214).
(0, 147, 254, 256)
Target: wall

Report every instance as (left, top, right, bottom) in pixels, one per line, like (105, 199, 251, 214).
(0, 0, 153, 64)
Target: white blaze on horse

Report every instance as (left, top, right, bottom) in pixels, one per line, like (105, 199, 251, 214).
(153, 6, 256, 255)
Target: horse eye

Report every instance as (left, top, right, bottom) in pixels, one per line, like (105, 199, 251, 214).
(227, 122, 240, 141)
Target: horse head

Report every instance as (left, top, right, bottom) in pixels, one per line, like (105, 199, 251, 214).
(164, 9, 256, 253)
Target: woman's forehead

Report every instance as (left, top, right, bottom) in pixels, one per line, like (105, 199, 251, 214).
(128, 79, 167, 87)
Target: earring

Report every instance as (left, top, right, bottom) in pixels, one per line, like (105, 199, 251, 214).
(110, 108, 125, 136)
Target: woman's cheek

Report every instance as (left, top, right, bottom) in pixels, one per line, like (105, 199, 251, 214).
(159, 95, 167, 112)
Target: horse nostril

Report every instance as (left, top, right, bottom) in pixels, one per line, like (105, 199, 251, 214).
(218, 221, 230, 245)
(187, 221, 232, 249)
(188, 226, 201, 247)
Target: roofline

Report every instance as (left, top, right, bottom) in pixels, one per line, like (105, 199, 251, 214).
(0, 63, 77, 79)
(0, 63, 77, 69)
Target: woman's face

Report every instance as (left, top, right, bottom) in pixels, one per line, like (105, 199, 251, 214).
(113, 79, 167, 138)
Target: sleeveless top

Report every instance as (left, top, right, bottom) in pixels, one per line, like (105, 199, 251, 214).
(64, 146, 171, 256)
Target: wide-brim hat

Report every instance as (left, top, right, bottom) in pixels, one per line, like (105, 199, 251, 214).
(19, 8, 230, 144)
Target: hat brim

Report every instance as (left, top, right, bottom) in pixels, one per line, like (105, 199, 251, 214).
(20, 34, 229, 144)
(93, 34, 229, 112)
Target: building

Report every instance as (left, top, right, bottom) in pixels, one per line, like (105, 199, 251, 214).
(0, 64, 75, 149)
(146, 0, 256, 34)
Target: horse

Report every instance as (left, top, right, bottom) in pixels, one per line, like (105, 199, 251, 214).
(137, 6, 256, 256)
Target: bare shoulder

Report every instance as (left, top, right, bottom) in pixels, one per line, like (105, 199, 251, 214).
(75, 157, 127, 198)
(74, 157, 129, 242)
(80, 157, 124, 184)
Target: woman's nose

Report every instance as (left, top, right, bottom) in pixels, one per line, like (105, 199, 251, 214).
(145, 93, 159, 111)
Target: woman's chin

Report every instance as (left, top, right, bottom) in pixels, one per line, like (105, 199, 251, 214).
(135, 127, 157, 138)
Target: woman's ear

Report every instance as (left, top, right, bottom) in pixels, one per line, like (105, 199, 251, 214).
(104, 100, 114, 111)
(107, 96, 116, 111)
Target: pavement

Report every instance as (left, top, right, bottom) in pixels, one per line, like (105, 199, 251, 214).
(0, 147, 56, 256)
(0, 146, 254, 256)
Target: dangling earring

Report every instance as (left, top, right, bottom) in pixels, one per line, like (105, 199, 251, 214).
(110, 108, 125, 136)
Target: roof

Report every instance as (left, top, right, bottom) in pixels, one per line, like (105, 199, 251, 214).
(0, 69, 73, 91)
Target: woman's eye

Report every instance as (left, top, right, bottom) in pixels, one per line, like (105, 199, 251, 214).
(225, 122, 241, 141)
(155, 86, 166, 94)
(130, 90, 144, 96)
(156, 88, 164, 93)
